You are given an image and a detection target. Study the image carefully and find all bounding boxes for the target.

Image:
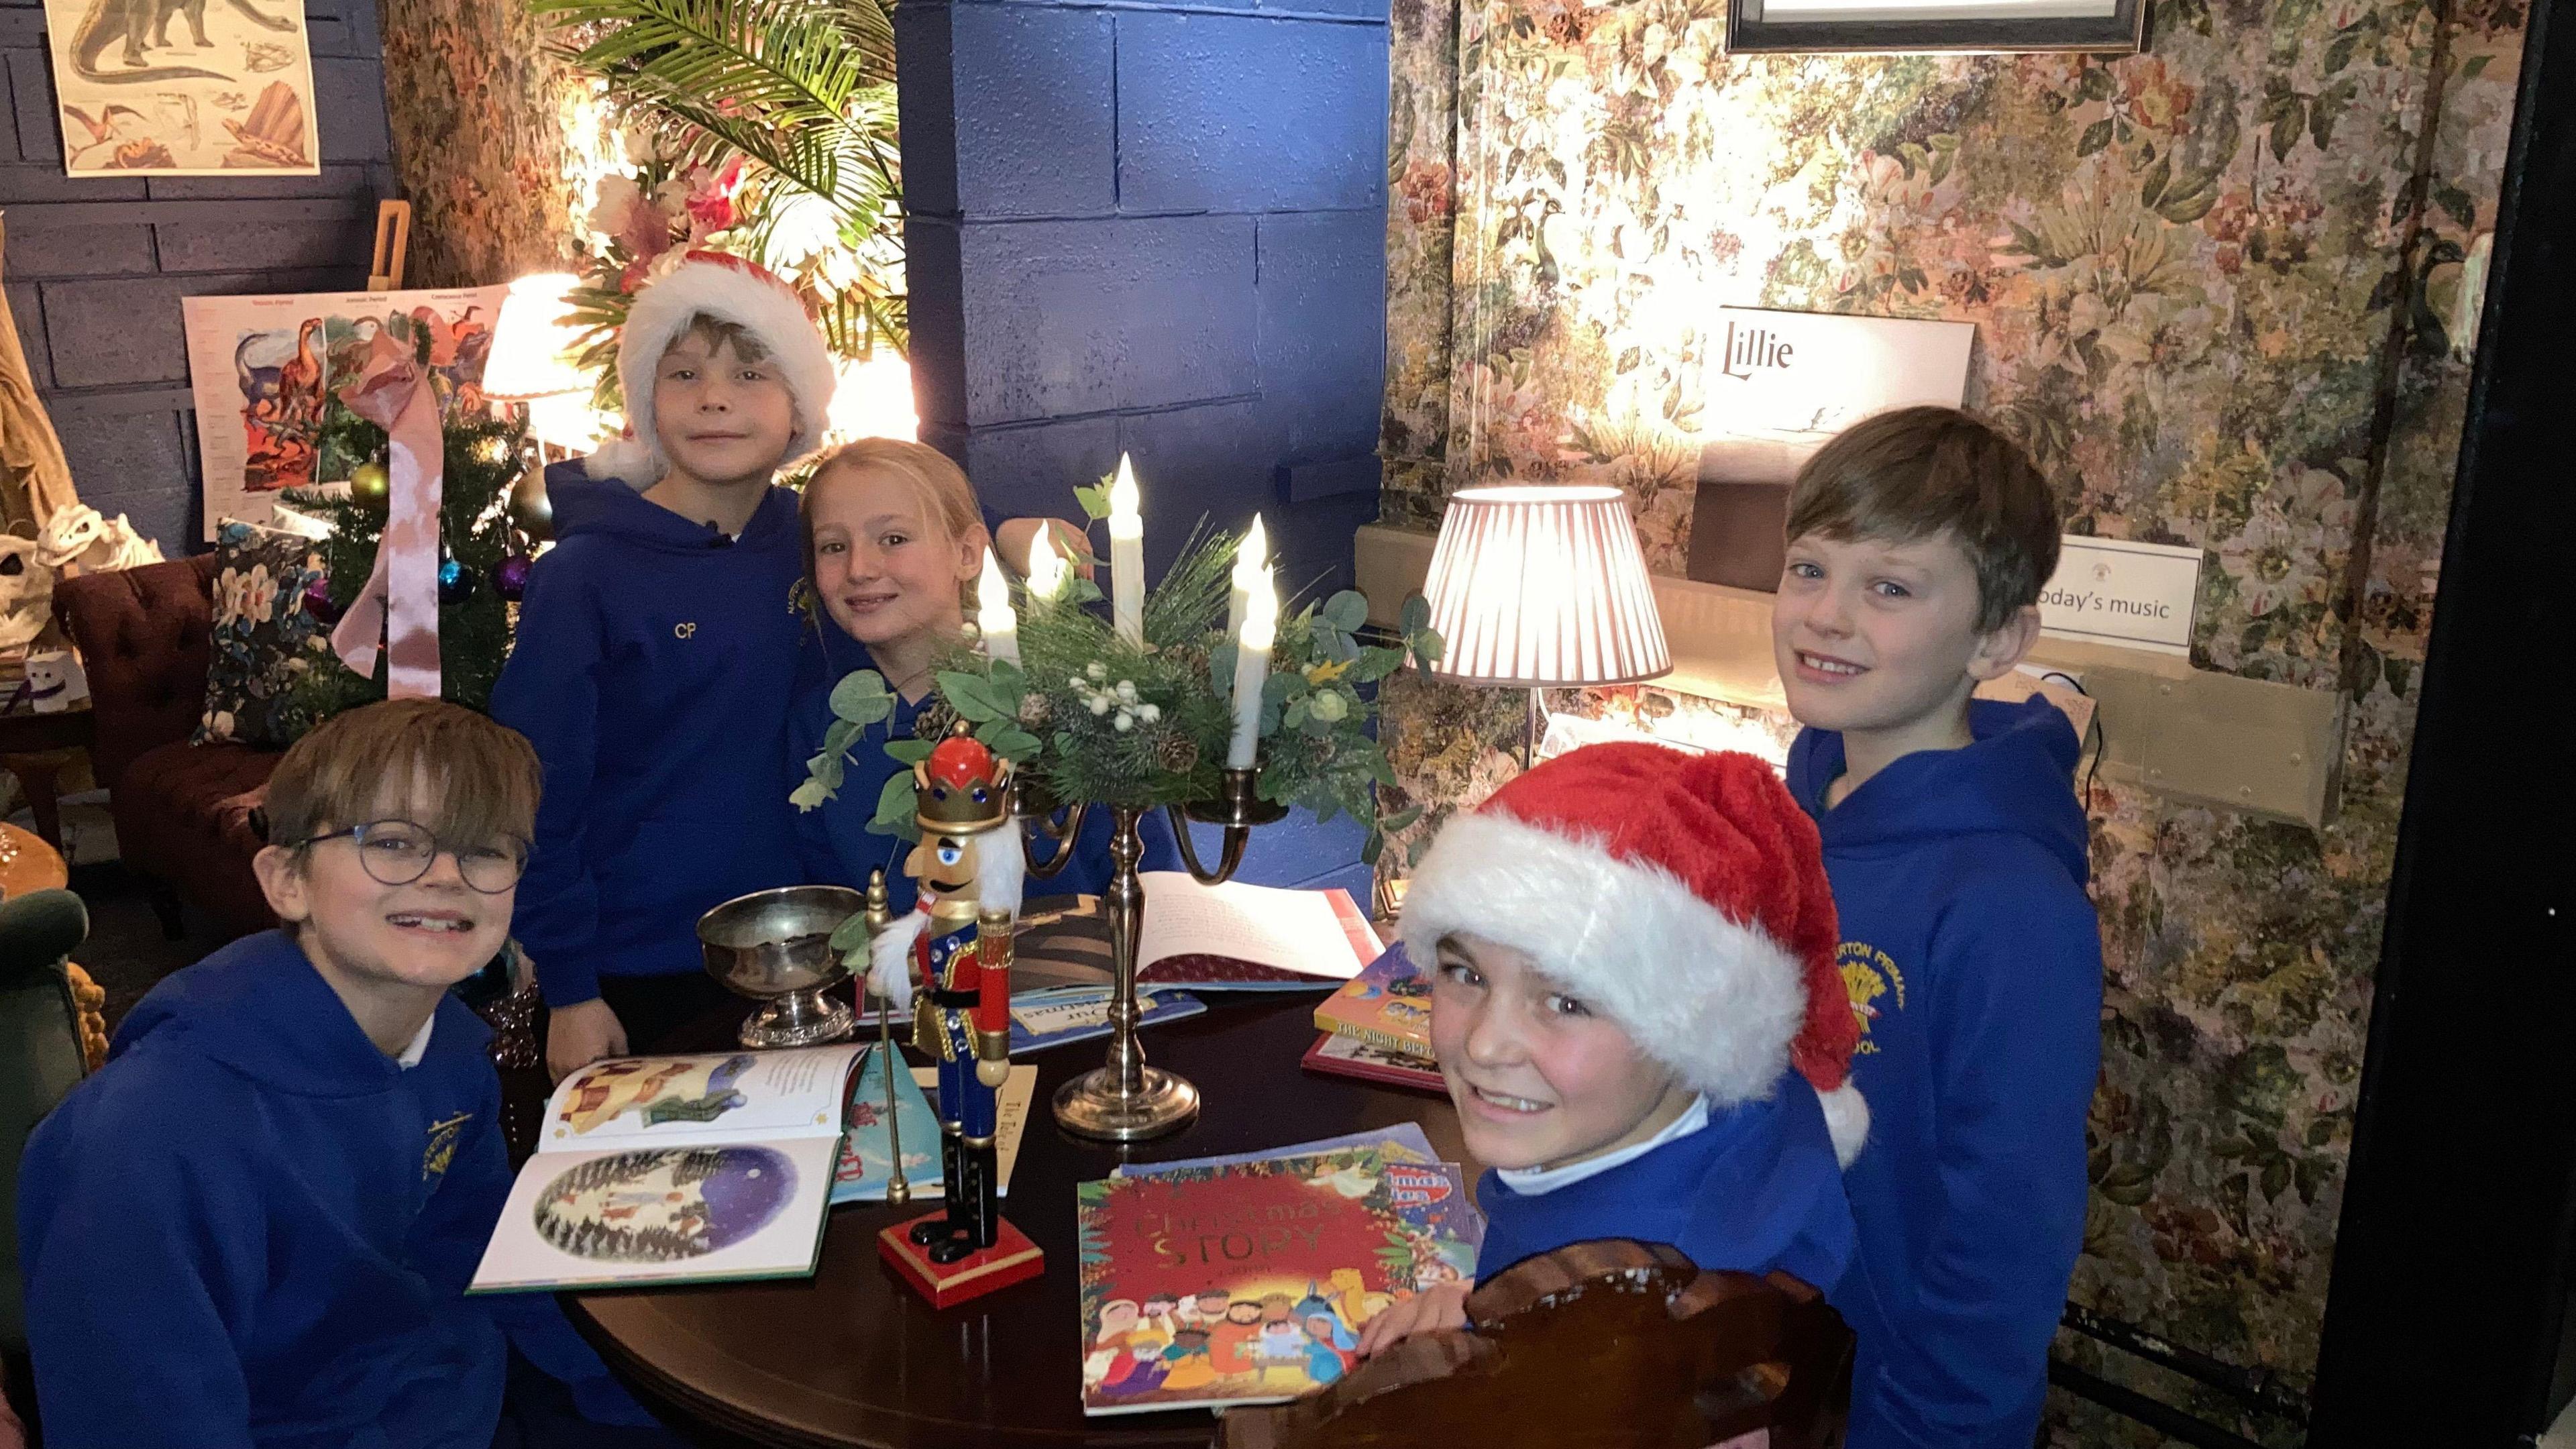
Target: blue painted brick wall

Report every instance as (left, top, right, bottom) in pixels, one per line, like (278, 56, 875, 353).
(901, 0, 1390, 888)
(900, 0, 1389, 596)
(0, 0, 395, 554)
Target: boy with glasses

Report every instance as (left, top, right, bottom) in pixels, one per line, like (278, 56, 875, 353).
(17, 699, 671, 1447)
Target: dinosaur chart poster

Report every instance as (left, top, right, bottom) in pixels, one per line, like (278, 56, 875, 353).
(180, 285, 504, 540)
(44, 0, 321, 176)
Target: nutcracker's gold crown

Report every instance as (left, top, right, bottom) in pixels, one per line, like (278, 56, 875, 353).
(915, 721, 1013, 833)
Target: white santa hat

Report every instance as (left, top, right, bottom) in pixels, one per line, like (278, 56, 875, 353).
(1399, 743, 1869, 1167)
(586, 251, 837, 486)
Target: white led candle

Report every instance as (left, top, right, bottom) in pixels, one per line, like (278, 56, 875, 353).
(1024, 527, 1070, 605)
(1227, 513, 1267, 642)
(977, 551, 1019, 667)
(1108, 453, 1145, 647)
(1226, 572, 1275, 769)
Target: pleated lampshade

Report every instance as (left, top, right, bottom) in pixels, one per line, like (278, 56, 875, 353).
(1421, 485, 1672, 688)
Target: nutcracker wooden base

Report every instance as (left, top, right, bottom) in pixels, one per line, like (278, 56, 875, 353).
(877, 1214, 1044, 1309)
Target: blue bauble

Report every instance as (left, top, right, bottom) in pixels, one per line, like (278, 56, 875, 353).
(438, 557, 475, 605)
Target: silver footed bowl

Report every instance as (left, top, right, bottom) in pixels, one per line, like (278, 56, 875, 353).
(698, 884, 865, 1049)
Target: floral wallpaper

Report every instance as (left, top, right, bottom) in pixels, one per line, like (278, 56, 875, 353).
(1374, 0, 2526, 1435)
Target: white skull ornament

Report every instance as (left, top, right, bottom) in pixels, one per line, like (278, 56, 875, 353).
(37, 504, 163, 574)
(0, 534, 54, 653)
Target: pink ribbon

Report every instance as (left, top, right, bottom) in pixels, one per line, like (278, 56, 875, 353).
(329, 331, 443, 699)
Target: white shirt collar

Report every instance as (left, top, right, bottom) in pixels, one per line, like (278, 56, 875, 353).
(394, 1014, 437, 1070)
(1493, 1095, 1709, 1196)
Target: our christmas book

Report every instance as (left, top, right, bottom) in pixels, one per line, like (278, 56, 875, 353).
(1311, 942, 1432, 1057)
(470, 1046, 862, 1293)
(831, 1051, 1038, 1204)
(1134, 873, 1383, 990)
(1076, 1130, 1483, 1417)
(1300, 1032, 1447, 1093)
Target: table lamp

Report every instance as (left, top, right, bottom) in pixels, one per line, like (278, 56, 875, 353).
(481, 272, 608, 451)
(1420, 484, 1672, 769)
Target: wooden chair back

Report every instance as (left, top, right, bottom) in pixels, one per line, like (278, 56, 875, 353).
(1216, 1240, 1853, 1449)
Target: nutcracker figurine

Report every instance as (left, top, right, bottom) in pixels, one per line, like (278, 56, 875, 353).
(867, 725, 1046, 1305)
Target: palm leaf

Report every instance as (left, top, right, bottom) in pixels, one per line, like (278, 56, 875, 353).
(535, 0, 904, 221)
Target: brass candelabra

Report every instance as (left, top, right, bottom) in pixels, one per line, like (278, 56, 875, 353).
(1017, 768, 1284, 1141)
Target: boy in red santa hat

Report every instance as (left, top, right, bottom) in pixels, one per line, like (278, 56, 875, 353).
(1358, 743, 1862, 1354)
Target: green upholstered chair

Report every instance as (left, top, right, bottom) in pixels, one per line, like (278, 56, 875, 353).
(0, 888, 92, 1358)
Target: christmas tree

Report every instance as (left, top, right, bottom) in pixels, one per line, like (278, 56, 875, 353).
(278, 388, 537, 734)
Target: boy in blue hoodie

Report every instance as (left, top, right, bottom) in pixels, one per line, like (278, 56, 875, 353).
(495, 253, 835, 1078)
(17, 699, 668, 1448)
(1772, 407, 2103, 1448)
(1356, 744, 1865, 1355)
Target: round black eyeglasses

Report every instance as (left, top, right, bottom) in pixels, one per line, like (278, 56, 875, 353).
(292, 820, 529, 894)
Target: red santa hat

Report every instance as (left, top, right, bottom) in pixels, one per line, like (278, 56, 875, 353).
(1398, 743, 1868, 1167)
(586, 251, 837, 485)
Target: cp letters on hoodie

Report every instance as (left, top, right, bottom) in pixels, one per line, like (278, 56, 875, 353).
(492, 462, 807, 1008)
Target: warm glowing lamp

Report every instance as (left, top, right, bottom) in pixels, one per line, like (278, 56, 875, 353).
(1419, 484, 1672, 768)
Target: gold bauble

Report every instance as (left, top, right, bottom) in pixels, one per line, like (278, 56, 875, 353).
(349, 460, 391, 512)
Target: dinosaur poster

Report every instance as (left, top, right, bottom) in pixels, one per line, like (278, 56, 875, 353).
(43, 0, 319, 176)
(180, 286, 505, 541)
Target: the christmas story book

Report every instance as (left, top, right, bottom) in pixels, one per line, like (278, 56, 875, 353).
(470, 1045, 862, 1293)
(1075, 1131, 1483, 1415)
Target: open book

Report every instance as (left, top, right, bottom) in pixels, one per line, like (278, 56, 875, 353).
(470, 1045, 861, 1293)
(1135, 874, 1383, 990)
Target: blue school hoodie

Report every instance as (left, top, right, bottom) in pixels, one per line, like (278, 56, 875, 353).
(17, 931, 513, 1449)
(492, 462, 807, 1006)
(789, 616, 1181, 912)
(1472, 1077, 1856, 1299)
(1786, 697, 2103, 1449)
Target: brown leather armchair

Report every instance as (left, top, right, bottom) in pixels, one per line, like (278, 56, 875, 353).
(52, 556, 277, 939)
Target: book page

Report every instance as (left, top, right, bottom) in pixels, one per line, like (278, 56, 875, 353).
(1137, 874, 1368, 981)
(470, 1134, 843, 1293)
(830, 1062, 1038, 1204)
(539, 1045, 861, 1150)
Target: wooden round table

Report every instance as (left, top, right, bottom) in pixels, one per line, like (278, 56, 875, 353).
(570, 955, 1470, 1448)
(0, 820, 70, 898)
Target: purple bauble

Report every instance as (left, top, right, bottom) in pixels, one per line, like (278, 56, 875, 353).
(300, 574, 339, 625)
(495, 551, 533, 602)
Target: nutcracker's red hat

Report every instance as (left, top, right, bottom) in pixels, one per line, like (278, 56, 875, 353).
(1398, 743, 1867, 1166)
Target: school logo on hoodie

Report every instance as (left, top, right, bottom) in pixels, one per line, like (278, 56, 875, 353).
(423, 1111, 473, 1181)
(1838, 943, 1904, 1055)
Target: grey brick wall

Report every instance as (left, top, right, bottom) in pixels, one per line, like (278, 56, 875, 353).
(0, 0, 394, 553)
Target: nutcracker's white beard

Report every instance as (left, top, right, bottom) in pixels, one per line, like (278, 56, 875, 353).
(864, 824, 1027, 1014)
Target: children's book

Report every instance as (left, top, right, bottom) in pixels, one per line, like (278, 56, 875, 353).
(1311, 941, 1432, 1057)
(1300, 1033, 1447, 1094)
(1009, 985, 1208, 1053)
(831, 1051, 1038, 1204)
(470, 1045, 862, 1293)
(1077, 1133, 1483, 1416)
(1114, 1123, 1442, 1178)
(1135, 874, 1383, 990)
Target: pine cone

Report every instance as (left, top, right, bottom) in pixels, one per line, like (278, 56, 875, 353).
(1156, 731, 1199, 773)
(910, 698, 960, 742)
(1018, 692, 1053, 729)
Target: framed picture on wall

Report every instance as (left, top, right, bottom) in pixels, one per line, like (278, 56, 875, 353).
(41, 0, 321, 176)
(1725, 0, 2146, 54)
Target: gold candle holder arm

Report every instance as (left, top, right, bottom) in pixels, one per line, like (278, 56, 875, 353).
(1010, 777, 1091, 877)
(1165, 767, 1289, 884)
